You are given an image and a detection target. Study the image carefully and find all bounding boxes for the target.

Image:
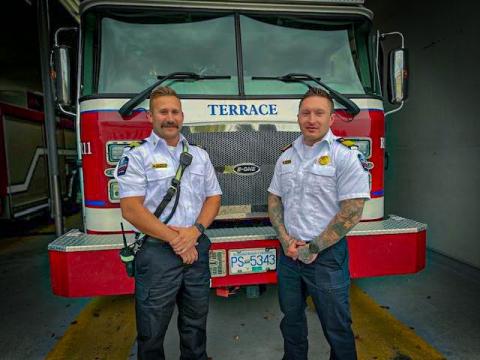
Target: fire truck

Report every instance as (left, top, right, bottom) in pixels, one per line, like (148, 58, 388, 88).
(0, 91, 77, 220)
(48, 0, 426, 297)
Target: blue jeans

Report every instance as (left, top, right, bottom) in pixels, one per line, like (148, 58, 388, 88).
(277, 238, 356, 360)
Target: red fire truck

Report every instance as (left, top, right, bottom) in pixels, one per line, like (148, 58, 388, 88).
(48, 0, 426, 297)
(0, 91, 77, 220)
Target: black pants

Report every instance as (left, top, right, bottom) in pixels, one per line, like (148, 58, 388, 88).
(134, 235, 211, 360)
(278, 238, 356, 360)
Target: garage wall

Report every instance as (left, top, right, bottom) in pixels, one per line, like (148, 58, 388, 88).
(367, 1, 480, 268)
(0, 1, 42, 92)
(0, 1, 74, 93)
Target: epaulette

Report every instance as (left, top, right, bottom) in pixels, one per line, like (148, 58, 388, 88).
(336, 138, 359, 150)
(126, 139, 147, 150)
(189, 143, 205, 150)
(281, 143, 293, 152)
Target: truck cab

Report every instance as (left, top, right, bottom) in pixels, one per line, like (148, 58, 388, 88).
(48, 0, 425, 297)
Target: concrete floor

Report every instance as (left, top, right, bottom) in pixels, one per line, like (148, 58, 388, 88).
(0, 218, 89, 360)
(1, 217, 479, 359)
(131, 286, 330, 359)
(356, 251, 480, 360)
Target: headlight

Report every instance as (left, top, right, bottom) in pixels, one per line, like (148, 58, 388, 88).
(105, 141, 136, 164)
(345, 138, 371, 158)
(108, 180, 120, 203)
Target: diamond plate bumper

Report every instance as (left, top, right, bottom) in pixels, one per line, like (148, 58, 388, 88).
(48, 215, 426, 297)
(48, 215, 426, 252)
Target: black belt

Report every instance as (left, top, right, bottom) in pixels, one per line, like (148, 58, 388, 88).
(143, 236, 168, 245)
(143, 233, 208, 246)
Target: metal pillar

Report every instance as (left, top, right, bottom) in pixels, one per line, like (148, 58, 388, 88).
(37, 0, 64, 236)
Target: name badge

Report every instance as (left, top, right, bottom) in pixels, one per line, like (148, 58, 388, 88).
(282, 159, 292, 165)
(152, 163, 168, 169)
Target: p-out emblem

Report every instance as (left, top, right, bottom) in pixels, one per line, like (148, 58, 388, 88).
(233, 163, 260, 176)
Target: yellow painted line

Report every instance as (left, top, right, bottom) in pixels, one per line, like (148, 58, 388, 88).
(46, 295, 136, 360)
(351, 285, 446, 359)
(310, 284, 446, 360)
(48, 283, 445, 360)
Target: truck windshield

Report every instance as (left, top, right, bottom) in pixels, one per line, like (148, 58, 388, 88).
(91, 11, 374, 96)
(98, 13, 238, 94)
(241, 15, 368, 95)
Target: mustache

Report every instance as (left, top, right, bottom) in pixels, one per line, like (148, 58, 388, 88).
(160, 121, 179, 129)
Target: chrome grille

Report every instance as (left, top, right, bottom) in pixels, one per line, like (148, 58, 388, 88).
(184, 129, 299, 207)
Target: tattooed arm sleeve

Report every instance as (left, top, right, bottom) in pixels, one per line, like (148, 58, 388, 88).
(311, 198, 365, 252)
(268, 192, 293, 252)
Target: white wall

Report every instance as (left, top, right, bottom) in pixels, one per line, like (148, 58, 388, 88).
(367, 1, 480, 268)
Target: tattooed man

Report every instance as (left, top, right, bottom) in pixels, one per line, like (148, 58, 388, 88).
(268, 88, 370, 360)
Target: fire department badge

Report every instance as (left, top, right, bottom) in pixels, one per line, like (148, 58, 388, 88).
(117, 156, 129, 176)
(318, 155, 330, 165)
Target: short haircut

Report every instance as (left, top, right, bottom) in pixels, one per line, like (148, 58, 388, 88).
(149, 86, 181, 110)
(298, 87, 334, 114)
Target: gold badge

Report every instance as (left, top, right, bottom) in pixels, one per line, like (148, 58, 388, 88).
(318, 156, 330, 165)
(282, 159, 292, 165)
(152, 163, 168, 169)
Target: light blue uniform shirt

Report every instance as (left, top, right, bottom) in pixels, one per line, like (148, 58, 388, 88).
(114, 131, 222, 227)
(268, 130, 370, 242)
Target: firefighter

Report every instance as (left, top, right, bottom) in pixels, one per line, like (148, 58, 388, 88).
(115, 86, 222, 360)
(268, 88, 370, 360)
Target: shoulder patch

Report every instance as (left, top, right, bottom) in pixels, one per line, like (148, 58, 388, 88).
(336, 138, 359, 150)
(281, 143, 293, 152)
(117, 156, 129, 176)
(357, 153, 373, 171)
(127, 139, 147, 150)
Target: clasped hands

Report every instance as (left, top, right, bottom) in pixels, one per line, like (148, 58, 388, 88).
(168, 225, 201, 264)
(282, 234, 318, 264)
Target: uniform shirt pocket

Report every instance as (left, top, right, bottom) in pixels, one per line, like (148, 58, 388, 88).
(146, 169, 175, 198)
(188, 164, 206, 199)
(306, 165, 337, 193)
(280, 166, 295, 195)
(146, 168, 175, 182)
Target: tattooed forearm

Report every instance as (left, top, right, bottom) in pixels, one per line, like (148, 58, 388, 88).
(268, 193, 291, 251)
(312, 198, 365, 252)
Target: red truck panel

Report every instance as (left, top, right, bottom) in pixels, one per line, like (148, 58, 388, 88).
(49, 231, 426, 298)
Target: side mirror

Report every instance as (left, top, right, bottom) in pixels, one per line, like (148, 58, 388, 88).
(388, 48, 409, 104)
(54, 45, 72, 106)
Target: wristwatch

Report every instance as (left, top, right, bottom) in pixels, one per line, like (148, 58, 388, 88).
(194, 222, 206, 235)
(308, 241, 320, 254)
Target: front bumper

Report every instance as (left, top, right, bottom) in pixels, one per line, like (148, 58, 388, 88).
(48, 215, 426, 297)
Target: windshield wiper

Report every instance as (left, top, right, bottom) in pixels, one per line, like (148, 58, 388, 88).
(251, 73, 360, 115)
(119, 72, 231, 116)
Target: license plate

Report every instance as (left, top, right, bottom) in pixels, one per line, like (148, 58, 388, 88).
(229, 248, 277, 275)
